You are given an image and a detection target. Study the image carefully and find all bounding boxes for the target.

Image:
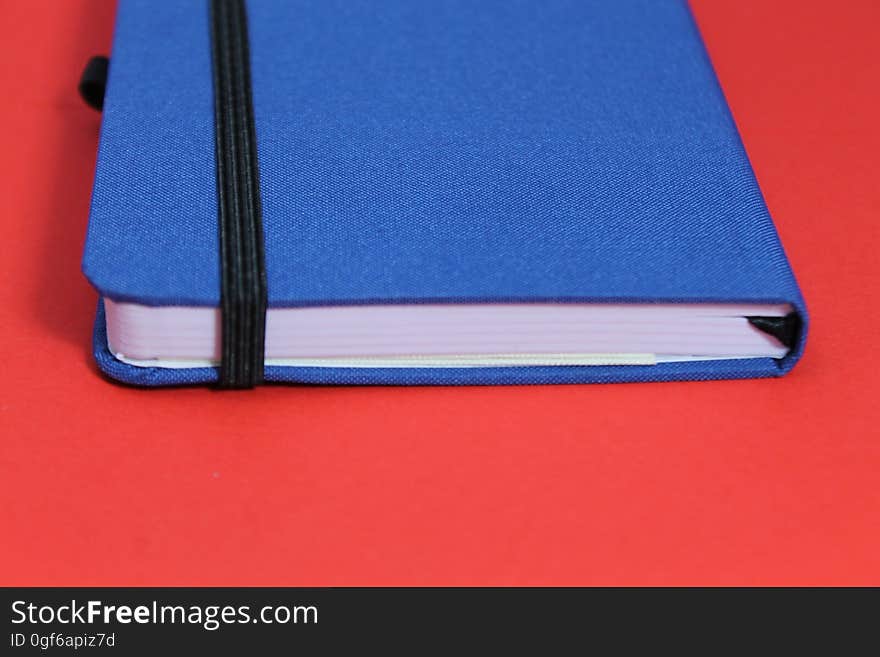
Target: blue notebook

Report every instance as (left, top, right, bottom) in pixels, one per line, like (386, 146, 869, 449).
(82, 0, 807, 386)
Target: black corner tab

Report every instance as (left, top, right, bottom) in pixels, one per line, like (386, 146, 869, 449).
(78, 56, 109, 111)
(747, 312, 801, 349)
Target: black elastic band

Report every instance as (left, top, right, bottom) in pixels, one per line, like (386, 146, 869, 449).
(78, 56, 109, 110)
(209, 0, 267, 388)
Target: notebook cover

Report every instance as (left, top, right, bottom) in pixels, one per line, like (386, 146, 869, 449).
(82, 0, 807, 386)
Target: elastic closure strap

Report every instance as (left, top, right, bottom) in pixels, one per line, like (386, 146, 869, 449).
(79, 56, 109, 110)
(209, 0, 267, 388)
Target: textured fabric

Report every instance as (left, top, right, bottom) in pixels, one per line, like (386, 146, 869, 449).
(82, 0, 808, 386)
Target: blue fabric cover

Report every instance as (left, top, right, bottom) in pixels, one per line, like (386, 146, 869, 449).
(83, 0, 807, 386)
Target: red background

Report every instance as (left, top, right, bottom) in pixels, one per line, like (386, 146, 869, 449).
(1, 0, 878, 585)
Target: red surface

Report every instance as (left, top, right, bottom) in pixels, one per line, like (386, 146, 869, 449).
(1, 0, 878, 586)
